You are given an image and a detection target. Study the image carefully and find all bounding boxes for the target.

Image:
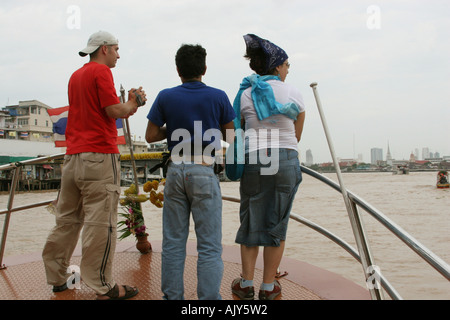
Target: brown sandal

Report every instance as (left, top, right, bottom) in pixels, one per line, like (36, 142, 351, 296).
(97, 284, 139, 300)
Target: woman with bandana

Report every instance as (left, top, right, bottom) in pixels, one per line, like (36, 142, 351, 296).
(231, 34, 306, 300)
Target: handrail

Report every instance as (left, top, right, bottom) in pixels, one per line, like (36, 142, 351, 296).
(309, 83, 385, 300)
(0, 200, 55, 216)
(288, 212, 401, 299)
(0, 153, 65, 171)
(224, 165, 450, 299)
(223, 194, 402, 300)
(0, 153, 65, 268)
(300, 166, 450, 282)
(1, 154, 449, 300)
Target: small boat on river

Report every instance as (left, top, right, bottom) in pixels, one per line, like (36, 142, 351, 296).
(436, 170, 449, 189)
(392, 165, 409, 175)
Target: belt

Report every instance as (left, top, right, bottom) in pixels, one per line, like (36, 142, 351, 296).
(170, 155, 215, 166)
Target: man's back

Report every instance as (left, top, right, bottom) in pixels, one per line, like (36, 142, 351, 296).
(145, 44, 235, 300)
(148, 81, 234, 155)
(66, 62, 120, 154)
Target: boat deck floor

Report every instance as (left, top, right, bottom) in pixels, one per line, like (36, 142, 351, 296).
(0, 241, 370, 300)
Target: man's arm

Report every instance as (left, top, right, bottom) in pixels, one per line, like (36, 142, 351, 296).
(104, 87, 146, 119)
(146, 120, 167, 143)
(104, 100, 138, 119)
(220, 121, 235, 146)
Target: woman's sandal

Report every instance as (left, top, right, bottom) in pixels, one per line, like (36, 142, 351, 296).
(97, 284, 139, 300)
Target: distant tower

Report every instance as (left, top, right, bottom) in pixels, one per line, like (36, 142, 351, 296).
(409, 152, 416, 162)
(371, 148, 383, 164)
(386, 142, 393, 165)
(414, 148, 419, 160)
(357, 153, 363, 163)
(305, 149, 313, 166)
(422, 147, 430, 159)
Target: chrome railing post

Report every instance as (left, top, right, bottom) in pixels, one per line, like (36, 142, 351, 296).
(310, 82, 384, 300)
(348, 199, 384, 298)
(0, 165, 22, 269)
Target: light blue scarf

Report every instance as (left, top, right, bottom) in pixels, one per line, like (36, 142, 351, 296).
(232, 74, 300, 130)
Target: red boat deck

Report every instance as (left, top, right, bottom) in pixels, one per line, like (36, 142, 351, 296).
(0, 240, 370, 300)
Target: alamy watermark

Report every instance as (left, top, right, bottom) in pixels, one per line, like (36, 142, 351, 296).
(367, 5, 381, 30)
(66, 5, 81, 30)
(66, 265, 81, 290)
(169, 121, 281, 175)
(66, 5, 381, 32)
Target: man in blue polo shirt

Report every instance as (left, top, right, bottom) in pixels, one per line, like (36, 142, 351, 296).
(146, 44, 235, 300)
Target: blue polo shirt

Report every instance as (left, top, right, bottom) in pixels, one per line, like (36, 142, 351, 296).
(147, 81, 235, 155)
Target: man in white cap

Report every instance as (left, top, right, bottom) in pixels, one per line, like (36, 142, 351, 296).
(79, 30, 117, 55)
(42, 31, 146, 300)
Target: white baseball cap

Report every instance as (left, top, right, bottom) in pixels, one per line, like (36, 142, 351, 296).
(79, 31, 119, 57)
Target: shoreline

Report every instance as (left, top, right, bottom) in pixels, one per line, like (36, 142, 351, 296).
(0, 167, 444, 194)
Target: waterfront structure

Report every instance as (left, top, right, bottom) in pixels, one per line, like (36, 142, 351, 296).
(117, 138, 149, 154)
(1, 100, 53, 143)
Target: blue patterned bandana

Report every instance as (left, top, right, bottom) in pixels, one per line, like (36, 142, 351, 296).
(243, 34, 288, 73)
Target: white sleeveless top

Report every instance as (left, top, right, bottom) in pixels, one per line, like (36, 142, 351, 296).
(240, 80, 305, 153)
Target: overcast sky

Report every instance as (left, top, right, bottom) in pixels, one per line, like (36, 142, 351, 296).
(1, 0, 449, 163)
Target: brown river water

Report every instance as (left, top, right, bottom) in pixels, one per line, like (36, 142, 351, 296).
(1, 171, 449, 299)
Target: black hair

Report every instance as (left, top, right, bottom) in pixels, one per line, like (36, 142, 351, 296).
(175, 44, 207, 79)
(244, 47, 276, 76)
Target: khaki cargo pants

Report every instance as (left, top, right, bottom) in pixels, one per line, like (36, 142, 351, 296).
(42, 153, 121, 295)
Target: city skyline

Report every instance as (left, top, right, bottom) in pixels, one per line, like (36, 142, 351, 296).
(1, 1, 449, 164)
(302, 144, 447, 165)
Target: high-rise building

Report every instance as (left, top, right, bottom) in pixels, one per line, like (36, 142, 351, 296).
(371, 148, 383, 164)
(305, 149, 313, 166)
(357, 153, 363, 163)
(422, 147, 430, 160)
(414, 148, 419, 160)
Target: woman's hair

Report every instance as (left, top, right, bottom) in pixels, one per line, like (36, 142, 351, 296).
(244, 47, 276, 76)
(175, 44, 207, 79)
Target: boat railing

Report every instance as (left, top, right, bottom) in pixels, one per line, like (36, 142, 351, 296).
(1, 154, 449, 300)
(299, 166, 450, 283)
(225, 165, 450, 300)
(0, 153, 65, 269)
